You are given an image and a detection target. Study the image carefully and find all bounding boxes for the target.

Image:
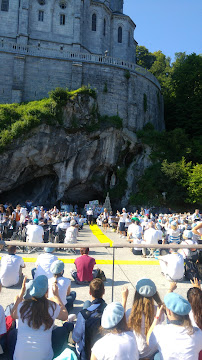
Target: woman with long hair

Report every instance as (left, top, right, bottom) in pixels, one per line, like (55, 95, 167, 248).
(122, 279, 163, 359)
(147, 292, 202, 360)
(9, 275, 73, 360)
(187, 284, 202, 329)
(90, 302, 138, 360)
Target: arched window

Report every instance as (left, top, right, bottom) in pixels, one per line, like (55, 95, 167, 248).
(128, 31, 130, 47)
(103, 18, 106, 36)
(118, 26, 122, 43)
(1, 0, 9, 11)
(92, 13, 96, 31)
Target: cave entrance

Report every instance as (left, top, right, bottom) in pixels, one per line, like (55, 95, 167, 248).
(0, 175, 58, 207)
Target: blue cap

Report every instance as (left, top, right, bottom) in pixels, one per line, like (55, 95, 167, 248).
(183, 230, 192, 239)
(101, 302, 124, 329)
(164, 293, 191, 316)
(156, 223, 162, 230)
(136, 278, 156, 297)
(44, 245, 55, 253)
(171, 221, 177, 226)
(33, 218, 39, 224)
(50, 260, 64, 274)
(24, 275, 48, 299)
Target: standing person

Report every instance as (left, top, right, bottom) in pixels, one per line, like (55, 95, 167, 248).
(71, 248, 96, 284)
(87, 208, 94, 226)
(9, 276, 72, 360)
(48, 260, 76, 312)
(91, 302, 139, 360)
(0, 245, 25, 287)
(192, 209, 201, 221)
(102, 208, 109, 232)
(147, 292, 202, 360)
(122, 279, 163, 359)
(0, 204, 6, 240)
(117, 208, 127, 238)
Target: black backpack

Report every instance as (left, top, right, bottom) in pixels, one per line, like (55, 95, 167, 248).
(185, 259, 200, 281)
(81, 300, 107, 360)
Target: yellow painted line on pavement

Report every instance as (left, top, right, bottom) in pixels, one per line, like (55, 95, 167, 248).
(0, 257, 159, 265)
(90, 224, 114, 247)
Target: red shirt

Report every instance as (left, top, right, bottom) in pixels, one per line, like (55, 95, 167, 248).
(74, 255, 96, 282)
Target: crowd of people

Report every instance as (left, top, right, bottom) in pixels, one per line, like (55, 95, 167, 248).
(0, 202, 201, 359)
(0, 267, 201, 359)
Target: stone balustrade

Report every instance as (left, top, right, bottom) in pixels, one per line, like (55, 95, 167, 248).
(0, 40, 161, 89)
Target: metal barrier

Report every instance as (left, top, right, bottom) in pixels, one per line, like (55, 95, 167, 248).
(0, 241, 201, 301)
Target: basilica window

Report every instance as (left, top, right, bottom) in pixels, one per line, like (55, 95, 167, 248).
(59, 1, 67, 9)
(128, 31, 130, 47)
(38, 10, 44, 21)
(60, 14, 65, 25)
(103, 18, 106, 36)
(1, 0, 9, 11)
(92, 13, 96, 31)
(118, 26, 122, 43)
(38, 0, 45, 5)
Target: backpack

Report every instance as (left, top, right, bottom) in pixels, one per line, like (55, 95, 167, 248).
(184, 259, 200, 281)
(81, 300, 107, 360)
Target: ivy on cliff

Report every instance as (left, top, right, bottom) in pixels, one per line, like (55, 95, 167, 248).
(0, 86, 123, 152)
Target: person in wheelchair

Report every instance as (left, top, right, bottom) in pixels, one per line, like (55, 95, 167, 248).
(55, 217, 70, 244)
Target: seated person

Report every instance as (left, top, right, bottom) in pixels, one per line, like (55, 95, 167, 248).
(32, 245, 58, 279)
(9, 276, 73, 360)
(147, 292, 202, 360)
(48, 260, 76, 312)
(72, 278, 106, 360)
(0, 245, 25, 287)
(64, 220, 78, 254)
(158, 249, 184, 282)
(71, 248, 97, 284)
(26, 219, 44, 243)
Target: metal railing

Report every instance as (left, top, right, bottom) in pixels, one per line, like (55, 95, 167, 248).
(0, 241, 201, 300)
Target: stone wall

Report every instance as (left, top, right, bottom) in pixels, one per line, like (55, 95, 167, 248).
(0, 42, 164, 131)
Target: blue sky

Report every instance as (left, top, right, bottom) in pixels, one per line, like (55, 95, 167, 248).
(124, 0, 202, 63)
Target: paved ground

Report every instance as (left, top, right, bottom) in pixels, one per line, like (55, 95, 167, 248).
(0, 225, 192, 359)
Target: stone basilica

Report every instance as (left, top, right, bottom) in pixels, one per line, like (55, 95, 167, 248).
(0, 0, 164, 131)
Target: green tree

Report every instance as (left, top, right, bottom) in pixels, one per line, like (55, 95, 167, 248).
(136, 46, 156, 69)
(187, 164, 202, 204)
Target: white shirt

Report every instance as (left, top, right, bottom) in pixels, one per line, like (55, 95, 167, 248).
(34, 253, 58, 279)
(48, 277, 71, 305)
(0, 254, 24, 287)
(150, 323, 202, 360)
(14, 302, 60, 360)
(64, 226, 78, 244)
(128, 224, 143, 238)
(126, 307, 162, 358)
(120, 212, 127, 222)
(26, 224, 44, 243)
(56, 222, 70, 232)
(144, 228, 159, 245)
(159, 253, 184, 281)
(92, 331, 139, 360)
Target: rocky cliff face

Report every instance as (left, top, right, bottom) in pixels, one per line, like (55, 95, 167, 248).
(0, 94, 152, 207)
